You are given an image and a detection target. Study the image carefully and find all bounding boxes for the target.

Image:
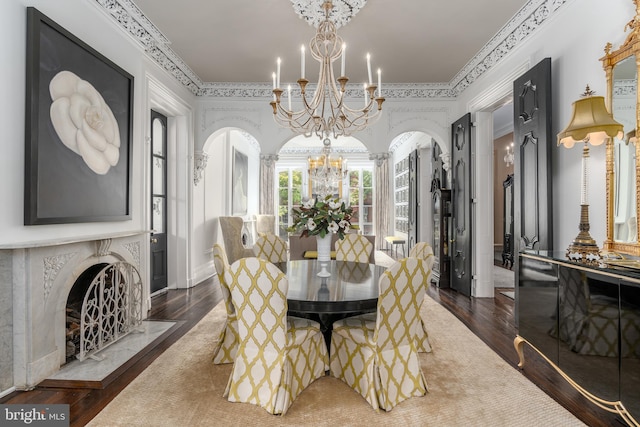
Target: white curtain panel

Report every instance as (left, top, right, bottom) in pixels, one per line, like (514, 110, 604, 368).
(260, 154, 278, 214)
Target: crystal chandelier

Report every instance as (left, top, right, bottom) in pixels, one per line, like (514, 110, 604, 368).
(270, 0, 384, 139)
(503, 142, 514, 167)
(308, 138, 348, 196)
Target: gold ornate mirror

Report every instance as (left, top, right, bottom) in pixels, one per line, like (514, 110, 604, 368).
(602, 0, 640, 256)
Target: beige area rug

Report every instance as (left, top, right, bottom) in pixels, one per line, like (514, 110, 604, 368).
(88, 296, 586, 426)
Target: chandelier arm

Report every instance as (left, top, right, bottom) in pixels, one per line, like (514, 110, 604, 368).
(270, 0, 384, 138)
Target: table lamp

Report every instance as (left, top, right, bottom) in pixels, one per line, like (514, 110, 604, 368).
(557, 85, 623, 263)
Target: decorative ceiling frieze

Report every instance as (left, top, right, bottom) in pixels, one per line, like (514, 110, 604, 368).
(291, 0, 367, 29)
(93, 0, 569, 99)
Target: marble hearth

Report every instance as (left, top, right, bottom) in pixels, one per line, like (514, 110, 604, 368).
(0, 231, 149, 393)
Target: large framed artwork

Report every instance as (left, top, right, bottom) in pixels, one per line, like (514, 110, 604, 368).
(232, 148, 248, 215)
(24, 7, 133, 225)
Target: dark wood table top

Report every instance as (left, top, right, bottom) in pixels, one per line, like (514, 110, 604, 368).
(282, 260, 386, 314)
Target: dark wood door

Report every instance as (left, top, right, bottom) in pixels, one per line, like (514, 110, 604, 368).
(407, 149, 419, 249)
(150, 110, 168, 294)
(450, 113, 472, 296)
(513, 58, 553, 253)
(513, 58, 553, 322)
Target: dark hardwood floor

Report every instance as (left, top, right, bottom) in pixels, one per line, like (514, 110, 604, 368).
(1, 273, 627, 426)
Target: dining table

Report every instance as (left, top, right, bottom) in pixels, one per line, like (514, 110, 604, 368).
(280, 259, 387, 350)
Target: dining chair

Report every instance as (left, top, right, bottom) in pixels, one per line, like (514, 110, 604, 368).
(219, 216, 254, 264)
(335, 233, 373, 263)
(329, 257, 429, 412)
(255, 214, 276, 237)
(253, 234, 288, 263)
(223, 257, 329, 415)
(409, 241, 435, 353)
(211, 244, 238, 364)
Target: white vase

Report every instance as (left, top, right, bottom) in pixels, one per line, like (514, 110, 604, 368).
(316, 233, 332, 263)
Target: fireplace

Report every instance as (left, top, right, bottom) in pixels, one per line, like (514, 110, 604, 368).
(0, 231, 149, 391)
(65, 262, 143, 363)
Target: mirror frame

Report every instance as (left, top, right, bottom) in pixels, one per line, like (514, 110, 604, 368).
(601, 1, 640, 256)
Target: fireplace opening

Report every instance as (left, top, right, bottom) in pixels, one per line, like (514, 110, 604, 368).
(64, 262, 143, 364)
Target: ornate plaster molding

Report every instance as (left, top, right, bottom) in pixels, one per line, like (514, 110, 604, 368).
(201, 106, 262, 132)
(260, 154, 280, 166)
(369, 152, 390, 166)
(291, 0, 367, 28)
(123, 241, 141, 268)
(43, 253, 76, 303)
(193, 151, 209, 185)
(389, 132, 415, 153)
(94, 0, 569, 99)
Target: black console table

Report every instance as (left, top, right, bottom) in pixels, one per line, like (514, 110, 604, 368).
(515, 251, 640, 425)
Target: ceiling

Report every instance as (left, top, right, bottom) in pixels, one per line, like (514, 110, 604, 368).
(131, 0, 529, 85)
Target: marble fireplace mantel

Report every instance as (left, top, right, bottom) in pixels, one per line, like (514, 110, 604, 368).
(0, 231, 150, 393)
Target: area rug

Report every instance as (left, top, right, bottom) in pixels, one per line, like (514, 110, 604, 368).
(88, 297, 584, 427)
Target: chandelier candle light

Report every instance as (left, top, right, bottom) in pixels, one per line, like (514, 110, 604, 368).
(270, 0, 384, 139)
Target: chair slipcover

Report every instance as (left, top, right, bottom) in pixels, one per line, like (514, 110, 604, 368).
(329, 258, 429, 412)
(335, 234, 373, 263)
(253, 234, 288, 263)
(255, 214, 276, 237)
(211, 244, 239, 364)
(219, 216, 254, 264)
(409, 242, 435, 353)
(223, 257, 329, 415)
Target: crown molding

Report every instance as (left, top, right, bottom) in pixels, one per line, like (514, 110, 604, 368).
(94, 0, 570, 99)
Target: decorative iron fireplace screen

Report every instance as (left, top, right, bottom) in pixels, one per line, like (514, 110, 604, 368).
(77, 262, 143, 361)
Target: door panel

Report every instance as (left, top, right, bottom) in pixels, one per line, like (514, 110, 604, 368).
(150, 110, 168, 294)
(450, 113, 472, 296)
(513, 58, 553, 252)
(513, 58, 553, 323)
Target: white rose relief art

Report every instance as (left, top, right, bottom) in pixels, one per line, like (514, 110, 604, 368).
(49, 70, 121, 175)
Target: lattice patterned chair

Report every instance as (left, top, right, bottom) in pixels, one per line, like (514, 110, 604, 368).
(335, 234, 373, 263)
(223, 257, 329, 415)
(253, 234, 288, 263)
(211, 244, 239, 364)
(329, 258, 428, 412)
(409, 242, 435, 353)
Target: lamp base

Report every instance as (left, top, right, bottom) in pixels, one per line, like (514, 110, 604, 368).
(566, 204, 600, 265)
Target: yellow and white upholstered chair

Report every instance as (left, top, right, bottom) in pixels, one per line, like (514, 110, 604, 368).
(329, 258, 429, 412)
(211, 244, 238, 364)
(409, 242, 435, 353)
(223, 257, 329, 415)
(253, 234, 288, 263)
(335, 233, 373, 263)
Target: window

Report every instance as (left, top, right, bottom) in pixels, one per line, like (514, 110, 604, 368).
(277, 168, 303, 239)
(348, 167, 374, 235)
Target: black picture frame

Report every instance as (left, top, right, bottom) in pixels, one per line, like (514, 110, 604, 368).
(25, 7, 134, 225)
(232, 148, 248, 215)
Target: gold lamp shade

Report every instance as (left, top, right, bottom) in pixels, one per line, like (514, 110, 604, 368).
(557, 95, 623, 148)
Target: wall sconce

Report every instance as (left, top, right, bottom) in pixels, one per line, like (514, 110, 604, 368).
(557, 86, 623, 264)
(503, 142, 514, 167)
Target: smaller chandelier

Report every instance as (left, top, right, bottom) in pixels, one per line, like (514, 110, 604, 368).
(270, 0, 384, 139)
(503, 142, 514, 167)
(308, 138, 348, 196)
